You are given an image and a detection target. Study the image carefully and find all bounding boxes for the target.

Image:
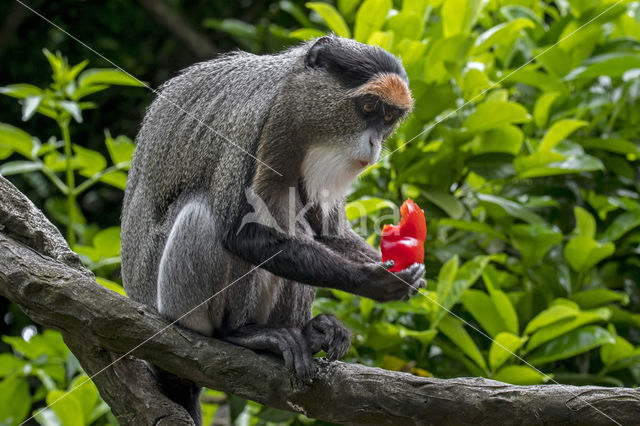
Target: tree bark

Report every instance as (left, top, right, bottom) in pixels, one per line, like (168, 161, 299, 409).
(0, 175, 638, 426)
(136, 0, 217, 59)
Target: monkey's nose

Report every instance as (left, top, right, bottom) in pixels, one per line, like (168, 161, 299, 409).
(360, 160, 369, 167)
(369, 138, 374, 148)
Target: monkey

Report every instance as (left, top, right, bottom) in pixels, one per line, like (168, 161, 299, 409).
(121, 35, 425, 424)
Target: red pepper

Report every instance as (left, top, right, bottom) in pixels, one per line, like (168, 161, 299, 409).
(381, 199, 426, 272)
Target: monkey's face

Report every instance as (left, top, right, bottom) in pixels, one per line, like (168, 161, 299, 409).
(345, 72, 413, 169)
(297, 36, 413, 207)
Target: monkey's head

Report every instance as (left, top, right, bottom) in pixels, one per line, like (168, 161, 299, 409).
(292, 36, 413, 207)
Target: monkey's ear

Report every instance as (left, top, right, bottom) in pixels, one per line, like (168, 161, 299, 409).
(305, 36, 333, 69)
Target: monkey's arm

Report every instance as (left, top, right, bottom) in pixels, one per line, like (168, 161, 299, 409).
(222, 221, 424, 302)
(316, 230, 381, 263)
(306, 203, 380, 263)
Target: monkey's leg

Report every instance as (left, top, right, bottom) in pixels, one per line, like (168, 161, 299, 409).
(302, 314, 352, 361)
(224, 325, 315, 383)
(158, 197, 222, 336)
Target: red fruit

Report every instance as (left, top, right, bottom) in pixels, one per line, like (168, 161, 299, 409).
(381, 199, 426, 272)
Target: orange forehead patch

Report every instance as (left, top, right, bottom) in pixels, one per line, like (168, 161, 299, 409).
(353, 73, 413, 110)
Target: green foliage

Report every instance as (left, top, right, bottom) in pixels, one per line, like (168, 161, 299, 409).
(0, 330, 115, 425)
(0, 51, 140, 425)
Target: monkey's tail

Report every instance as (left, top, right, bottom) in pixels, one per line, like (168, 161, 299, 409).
(154, 366, 202, 425)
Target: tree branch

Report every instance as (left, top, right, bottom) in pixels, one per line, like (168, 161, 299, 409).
(136, 0, 217, 59)
(0, 175, 638, 425)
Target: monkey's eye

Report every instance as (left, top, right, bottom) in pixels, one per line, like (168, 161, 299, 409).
(384, 109, 399, 124)
(361, 100, 379, 115)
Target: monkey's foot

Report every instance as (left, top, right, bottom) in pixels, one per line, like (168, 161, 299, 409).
(224, 326, 314, 384)
(303, 314, 352, 361)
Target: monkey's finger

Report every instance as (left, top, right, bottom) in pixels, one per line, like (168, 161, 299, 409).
(381, 260, 395, 270)
(275, 330, 295, 372)
(289, 329, 314, 383)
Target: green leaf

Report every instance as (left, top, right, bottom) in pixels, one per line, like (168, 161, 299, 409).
(460, 289, 508, 337)
(442, 0, 481, 37)
(58, 100, 83, 123)
(93, 227, 121, 258)
(0, 375, 31, 425)
(539, 119, 588, 151)
(0, 84, 43, 99)
(510, 224, 562, 264)
(533, 92, 561, 128)
(368, 31, 394, 50)
(104, 131, 135, 166)
(437, 315, 487, 369)
(306, 2, 351, 38)
(464, 101, 531, 132)
(483, 267, 519, 334)
(489, 332, 527, 372)
(473, 18, 534, 54)
(2, 330, 68, 362)
(73, 145, 107, 176)
(439, 218, 508, 241)
(0, 123, 34, 158)
(46, 390, 84, 426)
(477, 194, 543, 225)
(346, 197, 395, 220)
(386, 11, 422, 41)
(525, 309, 609, 352)
(434, 256, 490, 327)
(69, 375, 98, 424)
(571, 289, 629, 310)
(600, 209, 640, 242)
(0, 161, 43, 176)
(527, 325, 614, 366)
(601, 334, 634, 367)
(338, 0, 361, 17)
(78, 69, 145, 87)
(472, 125, 523, 156)
(565, 53, 640, 80)
(95, 277, 126, 296)
(518, 154, 604, 178)
(289, 28, 326, 40)
(524, 304, 579, 335)
(21, 95, 42, 121)
(0, 354, 26, 378)
(493, 365, 548, 385)
(580, 137, 640, 159)
(564, 236, 615, 272)
(354, 0, 390, 42)
(99, 171, 128, 190)
(72, 83, 109, 100)
(514, 150, 565, 175)
(421, 189, 464, 219)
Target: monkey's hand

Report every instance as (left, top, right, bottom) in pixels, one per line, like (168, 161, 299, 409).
(303, 314, 352, 361)
(355, 261, 426, 303)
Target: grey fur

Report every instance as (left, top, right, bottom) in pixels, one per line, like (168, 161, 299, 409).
(121, 36, 425, 424)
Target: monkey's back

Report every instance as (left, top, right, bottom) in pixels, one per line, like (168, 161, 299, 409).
(121, 47, 305, 308)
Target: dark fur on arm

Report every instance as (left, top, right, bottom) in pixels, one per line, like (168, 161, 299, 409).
(316, 230, 380, 263)
(222, 221, 366, 293)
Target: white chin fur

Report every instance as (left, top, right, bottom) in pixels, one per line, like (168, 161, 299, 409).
(301, 145, 360, 210)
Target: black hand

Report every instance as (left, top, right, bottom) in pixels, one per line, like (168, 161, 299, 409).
(303, 314, 352, 360)
(355, 261, 426, 303)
